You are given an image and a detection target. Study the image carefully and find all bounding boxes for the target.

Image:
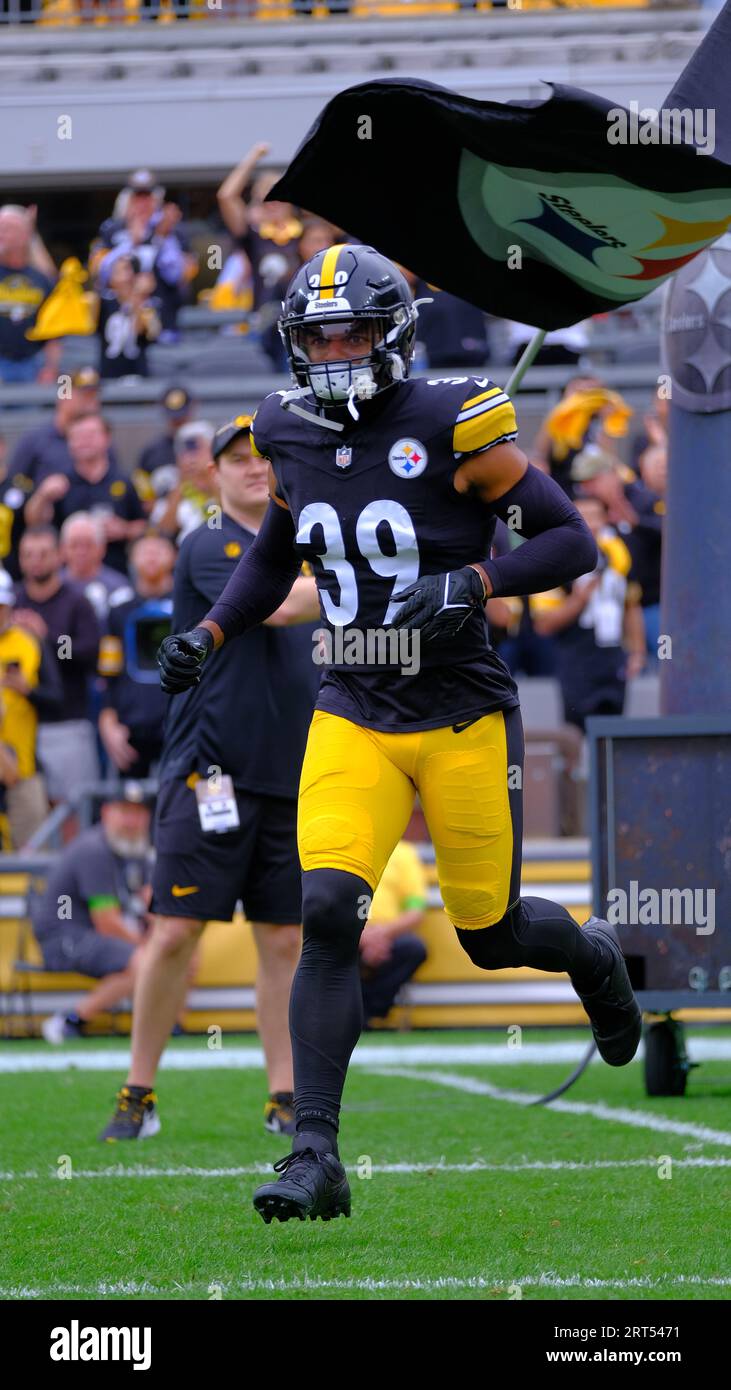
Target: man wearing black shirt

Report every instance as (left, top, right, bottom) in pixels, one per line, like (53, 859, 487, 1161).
(26, 413, 146, 574)
(34, 789, 151, 1045)
(100, 415, 320, 1142)
(15, 525, 101, 802)
(8, 367, 105, 488)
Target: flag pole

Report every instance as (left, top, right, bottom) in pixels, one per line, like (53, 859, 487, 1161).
(504, 328, 546, 397)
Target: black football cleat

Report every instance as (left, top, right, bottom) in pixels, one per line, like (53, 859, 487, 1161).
(253, 1131, 351, 1224)
(575, 917, 642, 1066)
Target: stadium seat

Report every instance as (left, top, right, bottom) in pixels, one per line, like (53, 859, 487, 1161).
(625, 673, 661, 718)
(516, 677, 564, 731)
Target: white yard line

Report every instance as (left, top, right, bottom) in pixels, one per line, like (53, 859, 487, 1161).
(2, 1156, 730, 1182)
(1, 1274, 730, 1298)
(376, 1067, 731, 1147)
(1, 1037, 731, 1073)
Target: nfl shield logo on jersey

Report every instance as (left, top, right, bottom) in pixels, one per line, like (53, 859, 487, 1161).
(335, 445, 353, 470)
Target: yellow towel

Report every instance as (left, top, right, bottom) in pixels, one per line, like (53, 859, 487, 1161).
(546, 388, 633, 461)
(26, 258, 97, 340)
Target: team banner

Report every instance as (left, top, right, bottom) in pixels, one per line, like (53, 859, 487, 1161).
(269, 3, 731, 330)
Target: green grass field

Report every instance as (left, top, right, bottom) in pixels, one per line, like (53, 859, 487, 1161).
(1, 1029, 730, 1301)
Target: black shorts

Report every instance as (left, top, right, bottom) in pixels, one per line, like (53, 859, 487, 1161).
(40, 929, 135, 978)
(150, 778, 302, 924)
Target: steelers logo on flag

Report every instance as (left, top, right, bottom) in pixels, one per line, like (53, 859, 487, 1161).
(388, 438, 428, 479)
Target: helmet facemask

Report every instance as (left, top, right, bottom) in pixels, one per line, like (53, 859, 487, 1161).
(281, 302, 417, 414)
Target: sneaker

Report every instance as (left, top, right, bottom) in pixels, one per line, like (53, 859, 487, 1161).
(99, 1086, 160, 1142)
(264, 1092, 296, 1136)
(574, 918, 642, 1066)
(253, 1131, 351, 1224)
(41, 1013, 84, 1045)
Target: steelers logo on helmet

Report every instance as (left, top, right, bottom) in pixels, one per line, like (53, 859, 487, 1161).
(388, 438, 428, 480)
(279, 244, 418, 418)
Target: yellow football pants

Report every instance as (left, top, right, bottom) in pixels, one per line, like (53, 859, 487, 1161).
(297, 708, 522, 931)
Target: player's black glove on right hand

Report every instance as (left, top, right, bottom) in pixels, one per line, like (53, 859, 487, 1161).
(157, 626, 214, 694)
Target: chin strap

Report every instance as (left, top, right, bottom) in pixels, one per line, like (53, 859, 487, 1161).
(280, 386, 345, 432)
(279, 361, 391, 430)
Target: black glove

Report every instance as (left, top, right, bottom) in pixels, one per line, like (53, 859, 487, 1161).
(391, 566, 486, 642)
(157, 626, 214, 694)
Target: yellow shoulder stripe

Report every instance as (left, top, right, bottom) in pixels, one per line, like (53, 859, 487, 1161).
(460, 386, 502, 412)
(453, 401, 518, 456)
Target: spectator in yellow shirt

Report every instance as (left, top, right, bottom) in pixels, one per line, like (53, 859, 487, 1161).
(360, 839, 428, 1027)
(0, 566, 50, 846)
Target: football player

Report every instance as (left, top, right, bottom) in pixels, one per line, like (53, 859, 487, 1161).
(158, 244, 641, 1224)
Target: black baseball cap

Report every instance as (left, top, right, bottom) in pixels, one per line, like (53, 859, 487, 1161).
(211, 414, 254, 461)
(163, 385, 193, 417)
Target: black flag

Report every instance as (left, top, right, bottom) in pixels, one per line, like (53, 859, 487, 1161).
(269, 5, 731, 330)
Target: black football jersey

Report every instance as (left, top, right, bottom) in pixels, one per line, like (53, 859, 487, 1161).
(251, 375, 521, 732)
(160, 512, 320, 797)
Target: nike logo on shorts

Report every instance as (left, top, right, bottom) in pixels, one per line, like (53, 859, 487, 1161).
(452, 718, 481, 734)
(171, 884, 199, 897)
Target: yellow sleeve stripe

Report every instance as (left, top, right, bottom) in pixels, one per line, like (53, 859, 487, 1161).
(453, 401, 517, 456)
(457, 391, 511, 424)
(460, 386, 503, 412)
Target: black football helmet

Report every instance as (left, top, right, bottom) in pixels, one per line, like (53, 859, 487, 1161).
(278, 244, 417, 413)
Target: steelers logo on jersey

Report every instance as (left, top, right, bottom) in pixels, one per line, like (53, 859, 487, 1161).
(388, 438, 428, 479)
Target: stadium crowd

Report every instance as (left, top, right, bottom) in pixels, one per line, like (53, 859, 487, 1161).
(0, 367, 665, 842)
(0, 153, 601, 381)
(0, 159, 667, 842)
(1, 0, 644, 25)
